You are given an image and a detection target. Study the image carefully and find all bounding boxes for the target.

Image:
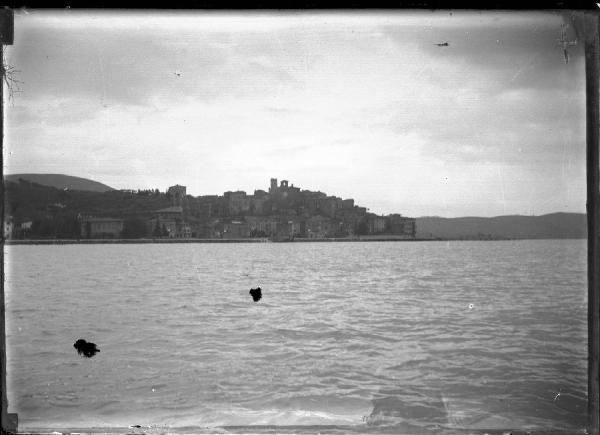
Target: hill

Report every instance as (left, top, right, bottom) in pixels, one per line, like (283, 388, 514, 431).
(4, 173, 114, 192)
(4, 180, 169, 221)
(416, 213, 587, 240)
(3, 180, 170, 239)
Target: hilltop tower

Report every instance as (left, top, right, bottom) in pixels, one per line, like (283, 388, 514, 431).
(270, 178, 278, 194)
(167, 185, 186, 207)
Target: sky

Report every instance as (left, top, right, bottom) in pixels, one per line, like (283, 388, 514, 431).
(3, 10, 587, 217)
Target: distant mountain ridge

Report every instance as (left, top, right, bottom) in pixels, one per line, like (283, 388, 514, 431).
(416, 212, 587, 239)
(4, 174, 114, 192)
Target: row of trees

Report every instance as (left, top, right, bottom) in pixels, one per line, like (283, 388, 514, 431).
(28, 215, 80, 239)
(4, 181, 173, 226)
(128, 189, 161, 196)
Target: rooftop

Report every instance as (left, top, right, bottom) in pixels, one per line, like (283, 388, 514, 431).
(83, 217, 124, 222)
(156, 206, 183, 213)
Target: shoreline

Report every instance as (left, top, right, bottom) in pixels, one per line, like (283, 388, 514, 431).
(4, 237, 434, 245)
(3, 237, 585, 245)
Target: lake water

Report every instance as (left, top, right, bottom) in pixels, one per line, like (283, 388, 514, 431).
(4, 240, 588, 433)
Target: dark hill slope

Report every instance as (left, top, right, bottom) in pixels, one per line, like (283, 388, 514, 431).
(416, 213, 587, 239)
(4, 181, 170, 223)
(4, 173, 114, 192)
(4, 180, 171, 239)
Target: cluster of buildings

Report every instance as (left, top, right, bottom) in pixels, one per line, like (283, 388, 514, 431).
(80, 178, 416, 240)
(3, 218, 32, 239)
(80, 185, 191, 239)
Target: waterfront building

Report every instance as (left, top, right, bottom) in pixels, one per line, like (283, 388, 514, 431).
(218, 220, 250, 239)
(147, 217, 177, 237)
(288, 217, 304, 238)
(17, 220, 33, 239)
(3, 218, 13, 239)
(185, 217, 211, 238)
(272, 217, 304, 240)
(149, 217, 177, 237)
(81, 217, 124, 238)
(150, 206, 191, 238)
(367, 215, 387, 234)
(20, 221, 32, 230)
(176, 221, 192, 238)
(245, 215, 279, 237)
(335, 208, 364, 230)
(387, 214, 417, 238)
(306, 215, 335, 238)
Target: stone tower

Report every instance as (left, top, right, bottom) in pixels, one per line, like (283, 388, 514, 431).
(167, 185, 186, 208)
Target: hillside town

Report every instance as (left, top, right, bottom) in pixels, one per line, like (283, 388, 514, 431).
(4, 178, 416, 240)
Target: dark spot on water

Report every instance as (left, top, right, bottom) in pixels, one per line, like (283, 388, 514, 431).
(249, 287, 262, 302)
(73, 339, 100, 358)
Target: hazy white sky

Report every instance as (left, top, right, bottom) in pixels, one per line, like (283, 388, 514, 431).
(4, 11, 586, 217)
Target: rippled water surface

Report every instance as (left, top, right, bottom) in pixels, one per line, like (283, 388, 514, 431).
(4, 240, 588, 432)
